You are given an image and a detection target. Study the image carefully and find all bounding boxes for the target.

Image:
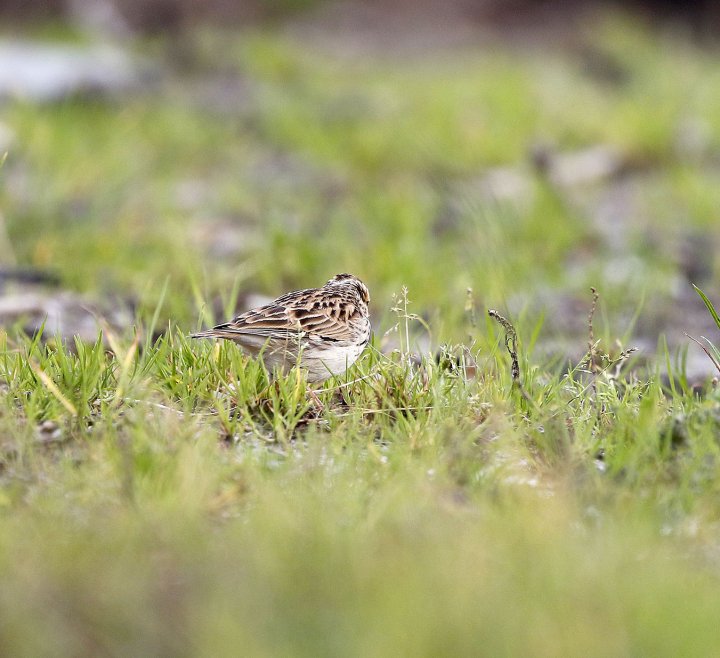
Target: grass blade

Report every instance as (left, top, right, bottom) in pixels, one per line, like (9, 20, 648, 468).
(31, 364, 78, 417)
(693, 284, 720, 332)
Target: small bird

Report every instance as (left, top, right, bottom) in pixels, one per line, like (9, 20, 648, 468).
(191, 273, 371, 383)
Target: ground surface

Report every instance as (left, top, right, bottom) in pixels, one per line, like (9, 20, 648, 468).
(2, 7, 720, 656)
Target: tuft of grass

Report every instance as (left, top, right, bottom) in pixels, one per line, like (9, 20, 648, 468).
(687, 285, 720, 375)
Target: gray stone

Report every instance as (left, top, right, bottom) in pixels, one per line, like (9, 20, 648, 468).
(0, 39, 139, 103)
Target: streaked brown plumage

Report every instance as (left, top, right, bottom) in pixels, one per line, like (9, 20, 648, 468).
(191, 273, 371, 382)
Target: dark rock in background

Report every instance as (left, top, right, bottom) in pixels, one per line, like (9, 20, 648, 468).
(0, 0, 717, 36)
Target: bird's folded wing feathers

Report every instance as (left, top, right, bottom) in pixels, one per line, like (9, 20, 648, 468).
(216, 299, 357, 342)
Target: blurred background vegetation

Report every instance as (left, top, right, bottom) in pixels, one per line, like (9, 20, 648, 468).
(2, 1, 720, 656)
(1, 0, 719, 360)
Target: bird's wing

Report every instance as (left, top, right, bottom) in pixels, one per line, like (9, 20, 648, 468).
(214, 303, 302, 339)
(213, 289, 359, 342)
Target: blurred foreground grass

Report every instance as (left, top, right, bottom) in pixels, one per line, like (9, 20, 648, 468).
(2, 10, 720, 656)
(3, 321, 720, 656)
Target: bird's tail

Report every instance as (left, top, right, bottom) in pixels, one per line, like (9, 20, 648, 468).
(190, 327, 245, 341)
(189, 329, 219, 339)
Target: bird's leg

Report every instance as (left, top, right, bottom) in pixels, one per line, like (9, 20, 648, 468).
(307, 388, 324, 414)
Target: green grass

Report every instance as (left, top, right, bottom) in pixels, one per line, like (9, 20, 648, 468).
(3, 311, 720, 656)
(2, 9, 720, 656)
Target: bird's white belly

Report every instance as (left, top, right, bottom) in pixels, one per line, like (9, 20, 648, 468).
(300, 342, 365, 382)
(236, 336, 365, 382)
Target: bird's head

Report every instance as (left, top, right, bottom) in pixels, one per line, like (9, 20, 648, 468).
(326, 273, 370, 304)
